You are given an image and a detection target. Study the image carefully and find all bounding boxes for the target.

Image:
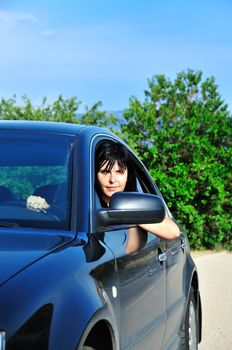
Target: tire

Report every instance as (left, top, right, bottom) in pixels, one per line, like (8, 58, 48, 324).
(181, 287, 198, 350)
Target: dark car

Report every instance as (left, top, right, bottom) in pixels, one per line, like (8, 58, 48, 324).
(0, 121, 201, 350)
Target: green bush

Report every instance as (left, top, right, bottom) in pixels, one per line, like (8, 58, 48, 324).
(120, 69, 232, 250)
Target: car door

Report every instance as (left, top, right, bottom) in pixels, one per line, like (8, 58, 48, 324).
(160, 233, 186, 349)
(120, 231, 167, 350)
(101, 228, 167, 350)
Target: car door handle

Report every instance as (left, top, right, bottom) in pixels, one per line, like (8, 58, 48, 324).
(181, 239, 186, 251)
(158, 252, 167, 262)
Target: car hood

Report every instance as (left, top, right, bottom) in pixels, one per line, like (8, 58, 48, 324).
(0, 228, 75, 286)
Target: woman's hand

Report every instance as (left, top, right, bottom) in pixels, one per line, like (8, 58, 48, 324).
(26, 195, 50, 212)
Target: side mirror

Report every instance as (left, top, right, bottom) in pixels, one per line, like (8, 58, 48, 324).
(97, 192, 165, 226)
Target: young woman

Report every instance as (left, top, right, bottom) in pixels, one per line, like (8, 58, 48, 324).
(95, 140, 180, 253)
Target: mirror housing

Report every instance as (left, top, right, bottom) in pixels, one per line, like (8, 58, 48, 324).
(97, 192, 165, 226)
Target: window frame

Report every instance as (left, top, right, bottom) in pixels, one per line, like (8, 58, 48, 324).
(90, 135, 171, 233)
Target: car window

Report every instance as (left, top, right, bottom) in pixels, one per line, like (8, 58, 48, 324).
(0, 130, 74, 230)
(93, 138, 162, 255)
(93, 138, 160, 207)
(133, 161, 157, 195)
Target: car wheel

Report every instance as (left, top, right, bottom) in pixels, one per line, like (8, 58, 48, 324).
(82, 346, 96, 350)
(181, 287, 198, 350)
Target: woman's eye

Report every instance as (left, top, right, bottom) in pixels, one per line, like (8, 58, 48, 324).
(116, 168, 125, 174)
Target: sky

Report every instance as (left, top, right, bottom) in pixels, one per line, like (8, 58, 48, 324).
(1, 0, 232, 113)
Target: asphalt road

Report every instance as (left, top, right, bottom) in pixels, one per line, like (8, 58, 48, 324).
(193, 251, 232, 349)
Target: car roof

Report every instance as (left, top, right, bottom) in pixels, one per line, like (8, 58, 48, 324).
(0, 120, 113, 138)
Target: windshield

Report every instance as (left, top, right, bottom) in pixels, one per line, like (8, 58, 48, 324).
(0, 130, 74, 230)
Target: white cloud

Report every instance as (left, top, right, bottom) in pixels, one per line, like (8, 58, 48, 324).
(0, 9, 41, 64)
(0, 9, 38, 25)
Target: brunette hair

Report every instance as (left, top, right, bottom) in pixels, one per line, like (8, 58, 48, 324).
(95, 140, 136, 202)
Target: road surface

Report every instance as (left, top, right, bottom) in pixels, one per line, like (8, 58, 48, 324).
(193, 251, 232, 349)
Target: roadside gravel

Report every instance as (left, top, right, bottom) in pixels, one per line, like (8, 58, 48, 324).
(193, 251, 232, 349)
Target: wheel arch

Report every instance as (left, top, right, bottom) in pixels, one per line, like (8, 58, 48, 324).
(181, 256, 202, 345)
(191, 271, 202, 343)
(77, 308, 119, 350)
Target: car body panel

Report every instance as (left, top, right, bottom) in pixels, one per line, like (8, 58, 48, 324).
(1, 233, 118, 349)
(116, 232, 167, 349)
(161, 235, 186, 349)
(0, 228, 75, 285)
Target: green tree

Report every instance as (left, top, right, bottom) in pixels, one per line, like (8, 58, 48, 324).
(79, 101, 118, 131)
(120, 69, 232, 249)
(0, 95, 119, 131)
(0, 94, 81, 123)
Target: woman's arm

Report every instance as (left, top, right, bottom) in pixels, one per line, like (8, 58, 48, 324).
(126, 217, 180, 254)
(126, 227, 147, 254)
(139, 217, 180, 240)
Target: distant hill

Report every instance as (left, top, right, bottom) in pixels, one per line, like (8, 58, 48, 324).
(76, 110, 126, 124)
(107, 110, 126, 123)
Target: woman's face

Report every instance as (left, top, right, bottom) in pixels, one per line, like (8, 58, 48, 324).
(97, 160, 128, 206)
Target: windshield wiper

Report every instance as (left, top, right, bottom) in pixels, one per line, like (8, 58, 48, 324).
(0, 221, 20, 228)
